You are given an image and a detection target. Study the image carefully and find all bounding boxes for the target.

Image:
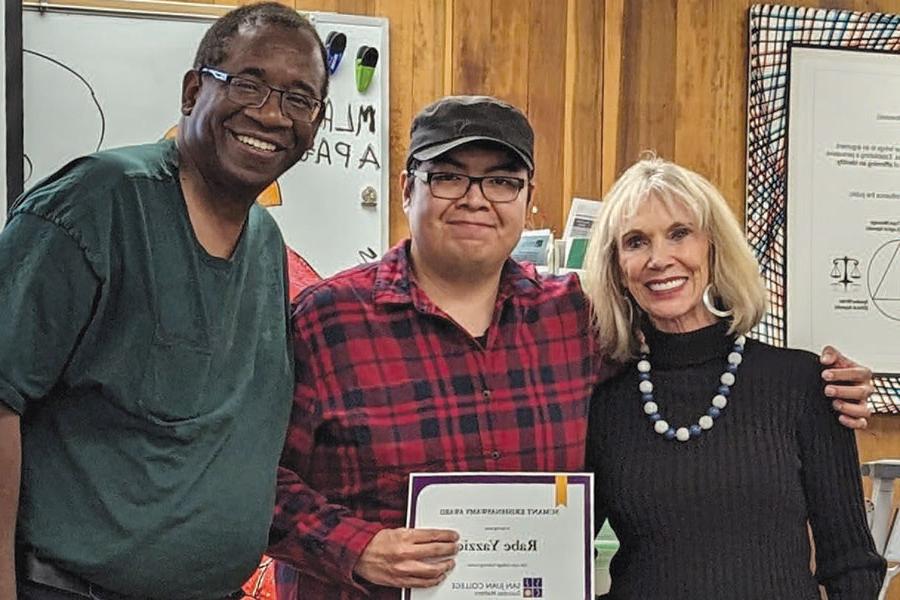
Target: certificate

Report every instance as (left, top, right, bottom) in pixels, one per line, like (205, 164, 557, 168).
(404, 472, 594, 599)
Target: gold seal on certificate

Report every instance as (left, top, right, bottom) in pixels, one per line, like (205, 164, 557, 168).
(404, 472, 594, 599)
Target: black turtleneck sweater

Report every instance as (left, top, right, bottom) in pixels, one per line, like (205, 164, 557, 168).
(587, 321, 885, 600)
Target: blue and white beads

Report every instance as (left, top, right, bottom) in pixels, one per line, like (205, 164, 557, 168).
(638, 334, 746, 442)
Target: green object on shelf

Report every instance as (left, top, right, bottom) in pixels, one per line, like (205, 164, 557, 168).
(566, 238, 589, 268)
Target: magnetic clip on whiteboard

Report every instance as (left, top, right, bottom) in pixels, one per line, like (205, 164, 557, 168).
(325, 31, 347, 75)
(355, 46, 379, 93)
(38, 0, 50, 13)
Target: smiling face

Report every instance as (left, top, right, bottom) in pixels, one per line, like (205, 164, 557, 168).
(179, 23, 327, 199)
(617, 194, 717, 333)
(402, 144, 530, 281)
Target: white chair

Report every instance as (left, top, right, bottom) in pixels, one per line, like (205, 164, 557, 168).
(861, 460, 900, 600)
(878, 522, 900, 600)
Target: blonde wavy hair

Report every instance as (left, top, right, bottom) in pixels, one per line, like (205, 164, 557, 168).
(582, 155, 767, 362)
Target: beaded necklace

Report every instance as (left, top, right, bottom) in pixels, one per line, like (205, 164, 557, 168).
(637, 334, 746, 442)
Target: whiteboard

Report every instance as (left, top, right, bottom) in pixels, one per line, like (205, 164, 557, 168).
(23, 5, 389, 277)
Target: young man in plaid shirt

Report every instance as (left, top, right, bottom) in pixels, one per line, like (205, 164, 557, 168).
(266, 96, 874, 600)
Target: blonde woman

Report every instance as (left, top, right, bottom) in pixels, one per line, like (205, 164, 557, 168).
(583, 156, 885, 599)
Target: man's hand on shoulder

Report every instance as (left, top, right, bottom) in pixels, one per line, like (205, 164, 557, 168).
(820, 345, 874, 430)
(354, 527, 459, 589)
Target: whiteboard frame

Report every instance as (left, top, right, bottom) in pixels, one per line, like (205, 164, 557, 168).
(310, 10, 391, 259)
(24, 1, 229, 21)
(5, 0, 23, 218)
(2, 3, 7, 218)
(17, 2, 391, 270)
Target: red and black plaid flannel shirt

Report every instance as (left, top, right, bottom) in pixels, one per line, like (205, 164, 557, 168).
(268, 241, 606, 599)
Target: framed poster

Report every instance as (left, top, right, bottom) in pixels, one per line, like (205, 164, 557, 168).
(747, 4, 900, 413)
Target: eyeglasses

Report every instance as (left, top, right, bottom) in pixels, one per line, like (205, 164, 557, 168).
(199, 66, 323, 123)
(408, 170, 527, 204)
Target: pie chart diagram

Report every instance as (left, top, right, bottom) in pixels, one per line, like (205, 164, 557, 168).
(868, 239, 900, 322)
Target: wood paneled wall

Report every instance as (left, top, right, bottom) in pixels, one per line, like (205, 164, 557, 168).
(602, 0, 900, 217)
(25, 0, 900, 593)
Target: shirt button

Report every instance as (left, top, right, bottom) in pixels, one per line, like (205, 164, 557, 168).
(491, 450, 502, 460)
(482, 389, 492, 399)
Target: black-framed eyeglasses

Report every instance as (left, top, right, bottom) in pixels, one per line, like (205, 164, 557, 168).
(199, 66, 323, 123)
(408, 170, 527, 204)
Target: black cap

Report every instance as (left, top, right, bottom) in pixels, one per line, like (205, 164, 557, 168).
(407, 95, 534, 171)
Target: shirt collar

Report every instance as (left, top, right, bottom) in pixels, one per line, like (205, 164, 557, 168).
(641, 319, 733, 368)
(372, 240, 543, 308)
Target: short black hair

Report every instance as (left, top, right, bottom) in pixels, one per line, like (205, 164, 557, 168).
(193, 2, 329, 100)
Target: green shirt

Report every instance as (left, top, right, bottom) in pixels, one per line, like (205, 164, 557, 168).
(0, 141, 293, 599)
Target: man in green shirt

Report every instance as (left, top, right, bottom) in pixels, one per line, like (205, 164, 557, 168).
(0, 3, 328, 599)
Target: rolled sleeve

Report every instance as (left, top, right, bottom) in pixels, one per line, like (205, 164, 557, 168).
(0, 212, 99, 413)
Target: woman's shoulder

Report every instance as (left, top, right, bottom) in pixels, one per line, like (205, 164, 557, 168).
(745, 338, 822, 373)
(743, 339, 827, 406)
